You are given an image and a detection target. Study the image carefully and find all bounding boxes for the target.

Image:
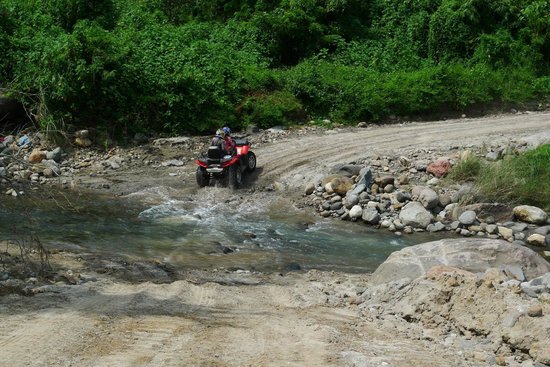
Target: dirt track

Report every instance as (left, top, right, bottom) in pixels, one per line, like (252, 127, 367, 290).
(1, 112, 550, 367)
(254, 112, 550, 188)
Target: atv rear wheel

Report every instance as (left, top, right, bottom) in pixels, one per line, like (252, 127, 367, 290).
(246, 151, 256, 172)
(227, 165, 242, 189)
(196, 167, 209, 187)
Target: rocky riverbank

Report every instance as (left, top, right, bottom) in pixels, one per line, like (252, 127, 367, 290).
(304, 133, 550, 259)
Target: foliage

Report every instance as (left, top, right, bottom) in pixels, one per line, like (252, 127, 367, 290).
(238, 91, 305, 128)
(448, 154, 483, 182)
(0, 0, 549, 136)
(476, 145, 550, 210)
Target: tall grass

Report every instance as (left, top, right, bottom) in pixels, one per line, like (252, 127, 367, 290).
(477, 145, 550, 210)
(449, 145, 550, 210)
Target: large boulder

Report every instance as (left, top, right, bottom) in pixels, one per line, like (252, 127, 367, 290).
(370, 238, 550, 285)
(513, 205, 548, 225)
(399, 201, 433, 228)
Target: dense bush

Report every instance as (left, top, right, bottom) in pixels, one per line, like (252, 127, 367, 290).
(0, 0, 549, 136)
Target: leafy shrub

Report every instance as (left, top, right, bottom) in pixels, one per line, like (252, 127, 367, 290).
(238, 91, 306, 129)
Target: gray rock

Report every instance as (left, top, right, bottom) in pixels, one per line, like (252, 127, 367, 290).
(438, 194, 452, 207)
(399, 202, 433, 228)
(486, 224, 498, 234)
(427, 222, 446, 232)
(418, 187, 439, 209)
(415, 161, 428, 171)
(161, 159, 184, 167)
(459, 210, 477, 226)
(520, 273, 550, 297)
(362, 208, 380, 225)
(486, 151, 501, 161)
(534, 226, 550, 236)
(513, 205, 548, 225)
(452, 183, 474, 203)
(356, 166, 373, 189)
(451, 221, 460, 230)
(501, 264, 525, 281)
(330, 164, 363, 178)
(349, 205, 363, 219)
(304, 183, 315, 195)
(370, 239, 550, 286)
(46, 147, 62, 162)
(395, 191, 410, 203)
(350, 183, 366, 196)
(345, 194, 359, 207)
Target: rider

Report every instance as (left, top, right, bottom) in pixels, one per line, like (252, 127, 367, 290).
(222, 126, 236, 155)
(211, 129, 225, 150)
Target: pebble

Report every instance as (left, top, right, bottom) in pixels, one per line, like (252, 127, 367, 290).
(527, 304, 543, 317)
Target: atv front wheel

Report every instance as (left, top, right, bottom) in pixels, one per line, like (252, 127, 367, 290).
(227, 165, 242, 189)
(246, 151, 257, 172)
(196, 167, 209, 187)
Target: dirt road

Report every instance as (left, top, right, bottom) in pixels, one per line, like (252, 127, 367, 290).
(1, 112, 550, 367)
(254, 112, 550, 188)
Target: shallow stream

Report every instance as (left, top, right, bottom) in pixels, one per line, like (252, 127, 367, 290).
(0, 187, 451, 273)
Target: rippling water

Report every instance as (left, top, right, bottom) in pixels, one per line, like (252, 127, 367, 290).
(0, 187, 451, 273)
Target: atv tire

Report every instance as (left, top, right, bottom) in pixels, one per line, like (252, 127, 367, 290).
(246, 151, 257, 172)
(196, 167, 209, 187)
(227, 165, 242, 190)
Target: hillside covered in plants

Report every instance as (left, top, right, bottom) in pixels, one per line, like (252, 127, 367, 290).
(0, 0, 549, 136)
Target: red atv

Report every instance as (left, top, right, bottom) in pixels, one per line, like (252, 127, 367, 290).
(195, 138, 256, 189)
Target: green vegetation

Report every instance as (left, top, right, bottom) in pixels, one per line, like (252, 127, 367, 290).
(449, 145, 550, 210)
(0, 0, 549, 135)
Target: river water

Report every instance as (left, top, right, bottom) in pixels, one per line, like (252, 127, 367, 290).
(0, 187, 451, 273)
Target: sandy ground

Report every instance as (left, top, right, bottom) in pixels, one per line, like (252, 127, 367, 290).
(2, 112, 550, 367)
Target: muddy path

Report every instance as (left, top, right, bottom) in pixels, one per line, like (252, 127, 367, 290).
(1, 112, 550, 367)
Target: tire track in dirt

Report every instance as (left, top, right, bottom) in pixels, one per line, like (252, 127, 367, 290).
(254, 113, 550, 188)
